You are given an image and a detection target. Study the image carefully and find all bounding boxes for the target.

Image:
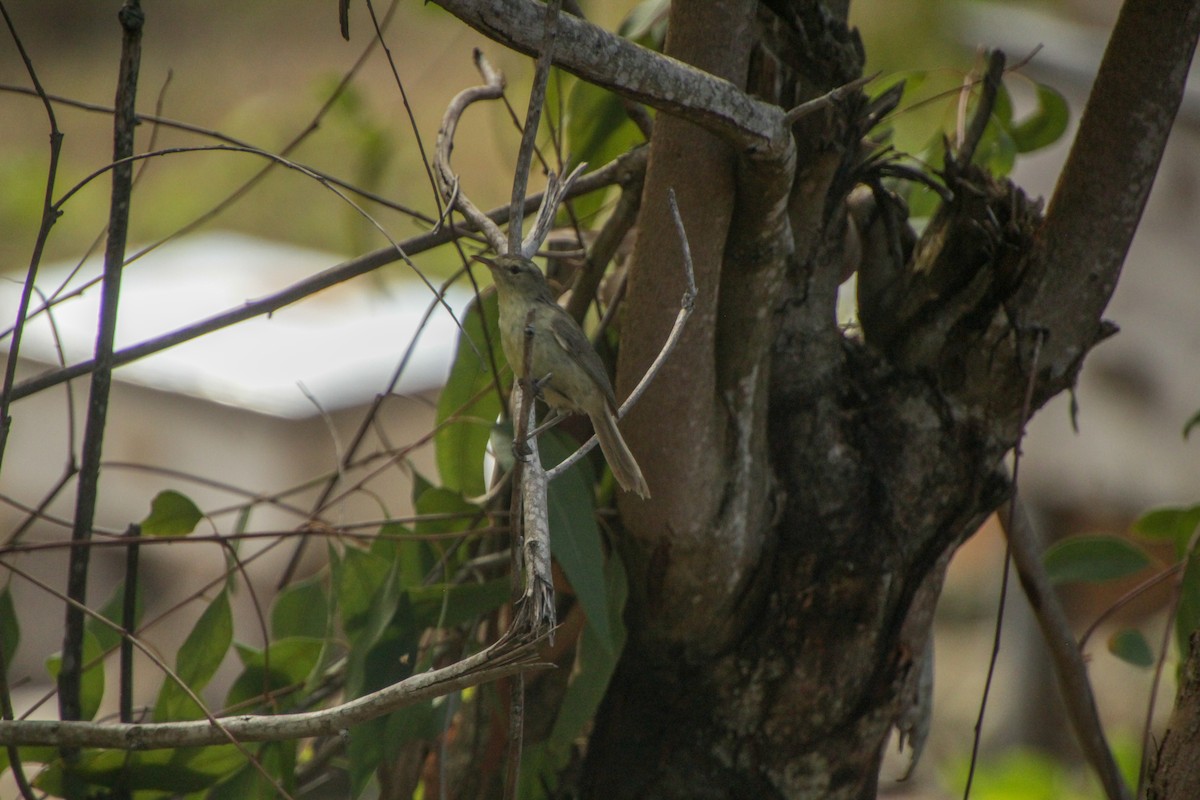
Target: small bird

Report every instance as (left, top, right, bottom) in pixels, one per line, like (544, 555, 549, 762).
(474, 254, 650, 499)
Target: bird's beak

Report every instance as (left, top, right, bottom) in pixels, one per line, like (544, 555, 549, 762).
(471, 254, 498, 271)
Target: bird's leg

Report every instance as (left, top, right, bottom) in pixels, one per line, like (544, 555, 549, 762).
(512, 372, 556, 458)
(528, 408, 567, 441)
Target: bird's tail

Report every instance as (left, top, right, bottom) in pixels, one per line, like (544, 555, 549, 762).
(591, 408, 650, 499)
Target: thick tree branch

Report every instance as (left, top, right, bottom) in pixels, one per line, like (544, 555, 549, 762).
(1027, 0, 1200, 388)
(432, 0, 790, 158)
(0, 641, 546, 749)
(1147, 632, 1200, 800)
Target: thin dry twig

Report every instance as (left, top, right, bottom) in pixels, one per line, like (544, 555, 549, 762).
(508, 0, 562, 254)
(1001, 500, 1133, 800)
(435, 49, 509, 254)
(0, 636, 548, 749)
(8, 145, 646, 403)
(545, 188, 696, 483)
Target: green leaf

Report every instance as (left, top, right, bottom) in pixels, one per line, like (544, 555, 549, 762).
(1177, 550, 1200, 662)
(408, 579, 510, 629)
(942, 747, 1074, 799)
(45, 629, 104, 722)
(37, 745, 245, 796)
(1042, 535, 1152, 584)
(87, 579, 141, 653)
(561, 79, 645, 222)
(991, 81, 1014, 127)
(974, 115, 1017, 177)
(521, 555, 629, 796)
(336, 544, 396, 639)
(271, 576, 328, 641)
(1107, 628, 1155, 668)
(154, 591, 232, 721)
(1133, 504, 1200, 559)
(1184, 407, 1200, 439)
(336, 544, 410, 702)
(414, 485, 478, 538)
(140, 489, 204, 536)
(1011, 82, 1069, 153)
(346, 624, 424, 797)
(573, 92, 644, 169)
(413, 484, 480, 588)
(208, 741, 295, 800)
(539, 430, 613, 651)
(375, 521, 430, 594)
(0, 587, 18, 672)
(226, 638, 325, 711)
(435, 291, 504, 497)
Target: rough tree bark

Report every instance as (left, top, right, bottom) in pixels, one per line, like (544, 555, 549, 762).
(438, 0, 1200, 797)
(1147, 632, 1200, 799)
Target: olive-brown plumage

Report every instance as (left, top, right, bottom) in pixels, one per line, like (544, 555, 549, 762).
(475, 254, 649, 498)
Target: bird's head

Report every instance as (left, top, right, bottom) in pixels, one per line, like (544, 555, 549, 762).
(472, 254, 551, 296)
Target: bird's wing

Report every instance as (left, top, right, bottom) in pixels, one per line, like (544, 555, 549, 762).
(549, 309, 619, 411)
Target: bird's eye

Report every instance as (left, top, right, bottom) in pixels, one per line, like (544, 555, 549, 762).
(508, 265, 521, 275)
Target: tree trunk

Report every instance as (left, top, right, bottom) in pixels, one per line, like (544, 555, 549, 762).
(581, 1, 1200, 798)
(1147, 632, 1200, 800)
(431, 0, 1200, 795)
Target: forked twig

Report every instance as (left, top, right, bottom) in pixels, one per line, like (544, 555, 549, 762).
(508, 0, 561, 254)
(435, 49, 509, 254)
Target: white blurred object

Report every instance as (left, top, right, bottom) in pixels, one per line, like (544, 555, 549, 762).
(1, 231, 471, 418)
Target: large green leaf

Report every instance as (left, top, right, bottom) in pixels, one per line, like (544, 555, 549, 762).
(225, 637, 325, 711)
(561, 78, 646, 222)
(207, 740, 295, 800)
(140, 489, 204, 536)
(45, 629, 104, 722)
(1108, 628, 1155, 669)
(521, 555, 628, 797)
(1042, 535, 1152, 585)
(435, 291, 504, 497)
(1010, 82, 1069, 153)
(539, 430, 613, 650)
(345, 611, 424, 798)
(414, 483, 481, 587)
(35, 745, 244, 796)
(335, 542, 397, 640)
(1177, 550, 1200, 662)
(336, 540, 414, 705)
(380, 520, 432, 594)
(271, 575, 328, 640)
(408, 578, 510, 629)
(153, 591, 232, 721)
(0, 587, 18, 673)
(1183, 407, 1200, 439)
(1132, 504, 1200, 558)
(87, 579, 142, 653)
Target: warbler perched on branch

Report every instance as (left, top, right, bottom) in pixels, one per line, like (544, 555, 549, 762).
(474, 254, 650, 499)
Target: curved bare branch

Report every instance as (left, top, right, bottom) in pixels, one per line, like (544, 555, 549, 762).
(0, 640, 546, 749)
(1026, 0, 1200, 390)
(432, 0, 790, 157)
(435, 49, 509, 254)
